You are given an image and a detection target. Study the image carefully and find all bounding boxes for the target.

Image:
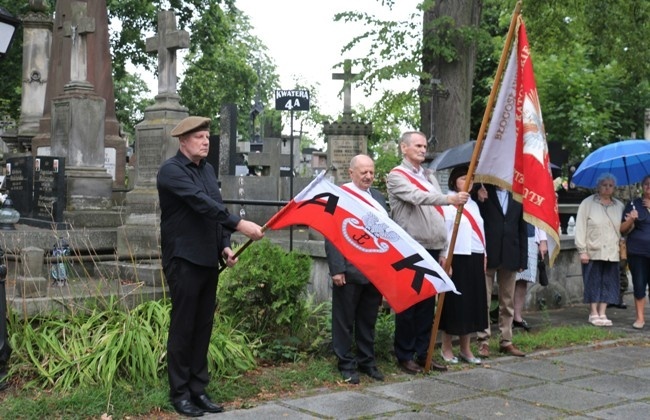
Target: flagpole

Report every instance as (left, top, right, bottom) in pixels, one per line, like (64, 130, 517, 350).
(422, 1, 522, 373)
(218, 169, 332, 273)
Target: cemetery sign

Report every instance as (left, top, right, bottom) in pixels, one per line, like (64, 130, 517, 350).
(275, 90, 310, 111)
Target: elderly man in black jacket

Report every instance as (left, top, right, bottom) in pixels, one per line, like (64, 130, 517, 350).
(157, 116, 264, 417)
(325, 155, 387, 384)
(475, 184, 528, 358)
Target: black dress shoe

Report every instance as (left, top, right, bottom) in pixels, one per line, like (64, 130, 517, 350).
(513, 319, 531, 331)
(173, 399, 204, 417)
(191, 394, 224, 414)
(340, 369, 360, 384)
(607, 302, 627, 309)
(359, 365, 384, 381)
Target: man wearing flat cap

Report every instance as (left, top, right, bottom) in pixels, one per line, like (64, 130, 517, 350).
(157, 116, 265, 417)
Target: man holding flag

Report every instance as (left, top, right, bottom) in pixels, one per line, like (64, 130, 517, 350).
(387, 131, 470, 374)
(471, 9, 561, 357)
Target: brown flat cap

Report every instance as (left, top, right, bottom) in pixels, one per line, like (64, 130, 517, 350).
(171, 116, 211, 137)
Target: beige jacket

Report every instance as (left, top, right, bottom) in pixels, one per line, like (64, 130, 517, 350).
(574, 194, 624, 261)
(386, 160, 449, 250)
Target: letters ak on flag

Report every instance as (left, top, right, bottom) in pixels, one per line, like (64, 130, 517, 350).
(265, 173, 458, 313)
(474, 17, 561, 265)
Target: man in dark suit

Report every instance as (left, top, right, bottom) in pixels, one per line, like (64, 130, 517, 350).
(157, 116, 265, 417)
(475, 184, 528, 357)
(325, 155, 386, 384)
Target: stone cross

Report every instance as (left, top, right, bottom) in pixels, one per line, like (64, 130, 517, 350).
(332, 59, 358, 115)
(146, 11, 190, 95)
(63, 1, 95, 83)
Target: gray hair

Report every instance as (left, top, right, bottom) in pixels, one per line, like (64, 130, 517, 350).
(596, 172, 617, 187)
(400, 131, 426, 146)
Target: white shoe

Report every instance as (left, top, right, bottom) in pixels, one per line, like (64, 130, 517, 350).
(599, 315, 613, 326)
(440, 350, 458, 364)
(588, 314, 605, 326)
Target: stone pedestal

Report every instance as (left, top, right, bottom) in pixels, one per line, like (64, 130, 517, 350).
(51, 91, 114, 216)
(15, 247, 47, 298)
(323, 117, 371, 184)
(116, 106, 188, 258)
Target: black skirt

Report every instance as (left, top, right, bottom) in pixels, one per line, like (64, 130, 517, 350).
(439, 253, 489, 336)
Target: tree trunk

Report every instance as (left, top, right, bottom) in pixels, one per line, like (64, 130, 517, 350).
(421, 0, 482, 157)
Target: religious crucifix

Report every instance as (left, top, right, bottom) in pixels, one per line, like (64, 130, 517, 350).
(332, 59, 358, 115)
(63, 1, 95, 84)
(146, 11, 189, 95)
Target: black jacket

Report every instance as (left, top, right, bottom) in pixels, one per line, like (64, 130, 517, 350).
(157, 151, 240, 269)
(475, 184, 528, 271)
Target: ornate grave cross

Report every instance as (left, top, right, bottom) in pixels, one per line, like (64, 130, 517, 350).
(146, 11, 189, 95)
(63, 1, 95, 84)
(332, 59, 358, 115)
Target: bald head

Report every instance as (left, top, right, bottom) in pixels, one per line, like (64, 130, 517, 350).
(349, 154, 375, 191)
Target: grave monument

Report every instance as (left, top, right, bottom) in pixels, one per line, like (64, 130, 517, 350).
(0, 0, 52, 155)
(116, 10, 189, 259)
(31, 0, 126, 197)
(323, 59, 371, 183)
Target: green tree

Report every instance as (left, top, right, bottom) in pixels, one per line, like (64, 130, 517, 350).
(0, 0, 28, 122)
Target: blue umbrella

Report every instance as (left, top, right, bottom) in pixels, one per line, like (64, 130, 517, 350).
(571, 140, 650, 188)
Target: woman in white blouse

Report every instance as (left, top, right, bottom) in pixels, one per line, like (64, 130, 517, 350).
(575, 173, 624, 326)
(439, 166, 488, 365)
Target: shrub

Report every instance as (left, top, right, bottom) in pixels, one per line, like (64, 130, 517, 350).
(218, 239, 314, 360)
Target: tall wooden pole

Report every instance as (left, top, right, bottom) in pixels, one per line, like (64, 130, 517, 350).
(423, 1, 523, 373)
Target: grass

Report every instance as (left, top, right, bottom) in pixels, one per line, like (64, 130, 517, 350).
(0, 313, 628, 419)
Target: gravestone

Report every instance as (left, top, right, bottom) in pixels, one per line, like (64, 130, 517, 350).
(116, 10, 190, 258)
(324, 60, 371, 183)
(31, 0, 126, 191)
(9, 0, 52, 154)
(48, 0, 116, 227)
(219, 103, 238, 176)
(5, 156, 68, 227)
(32, 156, 66, 223)
(4, 157, 35, 217)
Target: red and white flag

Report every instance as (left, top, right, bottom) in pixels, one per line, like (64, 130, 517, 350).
(265, 172, 458, 313)
(474, 18, 561, 265)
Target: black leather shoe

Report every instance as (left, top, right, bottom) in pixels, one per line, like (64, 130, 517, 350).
(340, 369, 360, 384)
(191, 394, 224, 414)
(172, 399, 204, 417)
(513, 319, 531, 331)
(607, 302, 627, 309)
(359, 366, 384, 381)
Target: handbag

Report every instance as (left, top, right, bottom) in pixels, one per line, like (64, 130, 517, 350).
(537, 254, 548, 286)
(619, 238, 627, 261)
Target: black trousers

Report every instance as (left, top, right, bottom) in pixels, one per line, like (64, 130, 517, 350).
(164, 257, 219, 403)
(331, 281, 382, 371)
(393, 249, 440, 362)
